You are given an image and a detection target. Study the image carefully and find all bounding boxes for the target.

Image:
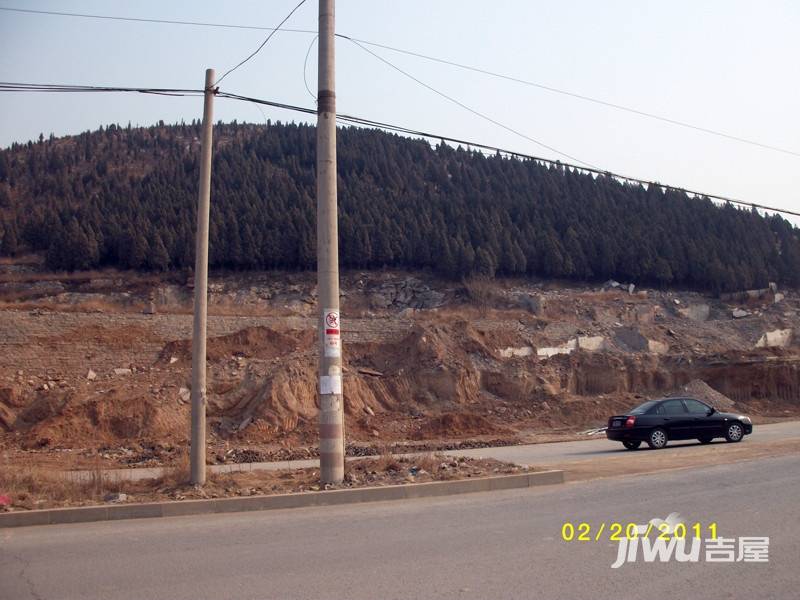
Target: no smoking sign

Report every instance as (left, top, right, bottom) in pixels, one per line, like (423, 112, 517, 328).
(323, 309, 341, 357)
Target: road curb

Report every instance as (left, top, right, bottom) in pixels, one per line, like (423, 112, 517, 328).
(0, 469, 564, 528)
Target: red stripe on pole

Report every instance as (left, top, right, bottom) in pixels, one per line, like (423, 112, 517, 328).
(319, 423, 344, 438)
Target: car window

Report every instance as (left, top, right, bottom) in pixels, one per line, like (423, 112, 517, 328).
(629, 400, 657, 415)
(658, 399, 686, 415)
(684, 399, 710, 414)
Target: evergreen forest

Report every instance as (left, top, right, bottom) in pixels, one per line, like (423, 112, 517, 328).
(0, 121, 797, 292)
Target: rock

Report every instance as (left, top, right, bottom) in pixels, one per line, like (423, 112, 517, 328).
(357, 367, 384, 377)
(732, 309, 750, 319)
(113, 368, 132, 376)
(363, 406, 375, 416)
(678, 303, 710, 322)
(0, 402, 16, 431)
(104, 492, 127, 503)
(369, 292, 391, 309)
(169, 356, 179, 365)
(178, 387, 191, 403)
(774, 293, 785, 304)
(536, 343, 574, 358)
(755, 329, 792, 349)
(673, 298, 681, 305)
(576, 336, 606, 351)
(499, 346, 534, 358)
(86, 369, 97, 381)
(613, 327, 649, 352)
(540, 401, 551, 411)
(371, 429, 380, 437)
(628, 283, 635, 294)
(647, 340, 669, 355)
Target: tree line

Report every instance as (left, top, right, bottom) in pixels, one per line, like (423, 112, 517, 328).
(0, 120, 798, 292)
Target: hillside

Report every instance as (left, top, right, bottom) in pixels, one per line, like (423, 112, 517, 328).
(1, 121, 798, 292)
(0, 267, 798, 466)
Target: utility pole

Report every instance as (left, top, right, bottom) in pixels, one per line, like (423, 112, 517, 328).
(190, 68, 215, 485)
(317, 0, 345, 484)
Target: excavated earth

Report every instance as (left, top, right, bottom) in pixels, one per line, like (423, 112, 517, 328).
(0, 263, 798, 469)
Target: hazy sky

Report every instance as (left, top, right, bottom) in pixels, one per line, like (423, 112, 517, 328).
(1, 1, 798, 222)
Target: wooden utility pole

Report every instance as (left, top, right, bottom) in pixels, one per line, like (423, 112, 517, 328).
(190, 68, 215, 485)
(316, 0, 345, 484)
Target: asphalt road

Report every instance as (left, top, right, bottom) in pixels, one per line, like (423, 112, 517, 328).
(2, 454, 797, 600)
(449, 419, 800, 466)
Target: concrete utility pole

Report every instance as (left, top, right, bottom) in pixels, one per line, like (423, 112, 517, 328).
(316, 0, 345, 484)
(190, 68, 215, 486)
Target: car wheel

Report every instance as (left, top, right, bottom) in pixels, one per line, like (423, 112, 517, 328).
(647, 428, 668, 449)
(725, 422, 744, 443)
(698, 436, 713, 444)
(622, 441, 641, 450)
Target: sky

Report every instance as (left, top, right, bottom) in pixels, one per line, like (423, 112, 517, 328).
(0, 1, 798, 223)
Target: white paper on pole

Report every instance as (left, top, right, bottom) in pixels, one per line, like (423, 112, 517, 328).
(319, 375, 342, 395)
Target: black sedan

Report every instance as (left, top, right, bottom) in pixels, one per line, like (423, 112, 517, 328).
(606, 397, 752, 450)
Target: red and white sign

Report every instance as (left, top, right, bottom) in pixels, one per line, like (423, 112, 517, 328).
(323, 309, 341, 357)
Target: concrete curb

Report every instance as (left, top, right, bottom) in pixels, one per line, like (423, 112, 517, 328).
(0, 469, 564, 529)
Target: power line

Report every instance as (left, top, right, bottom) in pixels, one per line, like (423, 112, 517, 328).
(214, 0, 309, 86)
(303, 35, 319, 103)
(216, 92, 800, 219)
(0, 82, 204, 97)
(0, 6, 316, 35)
(0, 80, 797, 219)
(2, 5, 798, 158)
(344, 38, 800, 159)
(344, 37, 599, 169)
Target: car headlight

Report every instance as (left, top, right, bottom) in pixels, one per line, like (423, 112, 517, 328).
(739, 416, 751, 424)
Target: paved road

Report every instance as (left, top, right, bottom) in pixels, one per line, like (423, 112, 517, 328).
(449, 419, 800, 465)
(3, 455, 797, 599)
(71, 420, 800, 481)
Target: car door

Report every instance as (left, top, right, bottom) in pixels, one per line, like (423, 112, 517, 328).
(657, 399, 690, 439)
(683, 398, 714, 438)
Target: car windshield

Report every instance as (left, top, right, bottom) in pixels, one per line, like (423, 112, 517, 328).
(628, 400, 658, 415)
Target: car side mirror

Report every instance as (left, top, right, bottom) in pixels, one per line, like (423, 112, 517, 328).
(707, 407, 716, 416)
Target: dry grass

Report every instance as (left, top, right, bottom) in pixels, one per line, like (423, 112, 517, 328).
(0, 452, 523, 511)
(154, 449, 192, 487)
(463, 277, 496, 315)
(0, 456, 125, 510)
(0, 254, 41, 267)
(371, 447, 404, 472)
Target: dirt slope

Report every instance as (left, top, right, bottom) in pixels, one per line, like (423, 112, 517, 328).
(1, 267, 798, 463)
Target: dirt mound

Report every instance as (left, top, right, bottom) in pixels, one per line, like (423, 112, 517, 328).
(412, 413, 513, 439)
(209, 363, 319, 436)
(10, 389, 187, 448)
(666, 379, 736, 411)
(160, 326, 314, 363)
